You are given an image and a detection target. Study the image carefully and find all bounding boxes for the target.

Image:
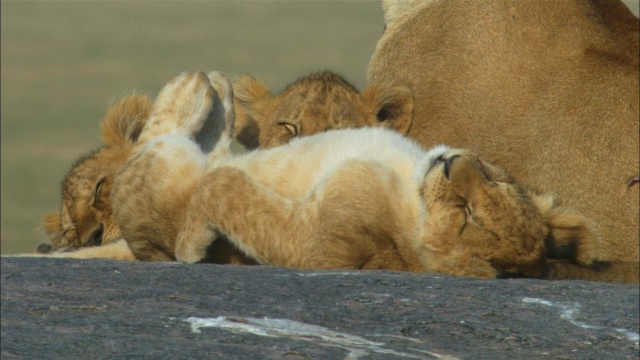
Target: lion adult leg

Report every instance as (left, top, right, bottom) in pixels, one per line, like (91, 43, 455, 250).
(175, 167, 317, 266)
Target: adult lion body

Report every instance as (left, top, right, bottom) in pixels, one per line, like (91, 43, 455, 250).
(368, 0, 639, 262)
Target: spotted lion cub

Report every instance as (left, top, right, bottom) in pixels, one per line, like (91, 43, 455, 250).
(116, 71, 600, 279)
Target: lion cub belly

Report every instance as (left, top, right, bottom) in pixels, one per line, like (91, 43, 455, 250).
(211, 128, 433, 270)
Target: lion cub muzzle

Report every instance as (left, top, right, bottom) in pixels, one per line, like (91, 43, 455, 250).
(427, 152, 493, 202)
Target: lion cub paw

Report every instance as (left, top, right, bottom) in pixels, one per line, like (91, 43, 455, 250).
(138, 71, 215, 144)
(203, 71, 236, 163)
(208, 71, 234, 117)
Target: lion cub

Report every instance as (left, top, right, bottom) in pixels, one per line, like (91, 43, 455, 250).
(233, 71, 413, 149)
(116, 71, 601, 279)
(35, 71, 412, 259)
(37, 94, 152, 260)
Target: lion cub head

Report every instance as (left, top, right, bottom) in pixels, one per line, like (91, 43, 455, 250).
(39, 95, 152, 253)
(233, 71, 413, 149)
(420, 150, 598, 279)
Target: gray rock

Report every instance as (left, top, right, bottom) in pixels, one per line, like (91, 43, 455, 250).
(1, 257, 638, 359)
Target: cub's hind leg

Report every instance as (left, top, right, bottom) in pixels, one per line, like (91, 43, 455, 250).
(175, 167, 317, 266)
(136, 71, 215, 147)
(113, 72, 217, 261)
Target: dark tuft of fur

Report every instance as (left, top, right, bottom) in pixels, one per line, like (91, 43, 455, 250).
(544, 232, 578, 260)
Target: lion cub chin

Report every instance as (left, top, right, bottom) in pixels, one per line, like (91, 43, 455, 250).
(106, 71, 600, 280)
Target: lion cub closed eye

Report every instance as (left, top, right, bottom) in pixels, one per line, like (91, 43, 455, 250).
(233, 71, 413, 149)
(38, 94, 152, 260)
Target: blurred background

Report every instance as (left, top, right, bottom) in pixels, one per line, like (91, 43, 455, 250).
(1, 1, 386, 254)
(2, 1, 638, 255)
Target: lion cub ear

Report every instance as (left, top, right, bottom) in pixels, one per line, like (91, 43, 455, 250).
(233, 76, 273, 149)
(361, 81, 414, 135)
(101, 94, 153, 147)
(533, 194, 599, 266)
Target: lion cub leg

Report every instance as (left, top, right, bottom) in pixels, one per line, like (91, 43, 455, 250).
(113, 72, 217, 261)
(135, 71, 215, 147)
(175, 162, 405, 269)
(10, 239, 136, 261)
(175, 167, 317, 266)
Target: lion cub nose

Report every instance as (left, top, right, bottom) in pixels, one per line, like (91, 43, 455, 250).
(442, 154, 462, 180)
(446, 156, 488, 191)
(36, 243, 53, 254)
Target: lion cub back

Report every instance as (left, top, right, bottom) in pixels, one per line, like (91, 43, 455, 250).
(218, 127, 446, 201)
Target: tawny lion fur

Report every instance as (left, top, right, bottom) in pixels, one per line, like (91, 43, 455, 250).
(233, 71, 413, 150)
(35, 71, 413, 260)
(107, 72, 606, 279)
(38, 94, 152, 261)
(24, 71, 638, 282)
(367, 0, 640, 264)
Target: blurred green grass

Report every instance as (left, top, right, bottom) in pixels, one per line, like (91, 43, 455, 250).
(1, 1, 385, 254)
(2, 1, 638, 255)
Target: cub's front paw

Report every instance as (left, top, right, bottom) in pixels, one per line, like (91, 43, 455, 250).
(202, 71, 236, 162)
(175, 221, 218, 264)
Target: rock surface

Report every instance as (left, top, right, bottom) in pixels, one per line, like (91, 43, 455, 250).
(1, 257, 638, 359)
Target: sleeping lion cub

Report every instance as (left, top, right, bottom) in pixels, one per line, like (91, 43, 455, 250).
(233, 71, 412, 149)
(113, 71, 599, 279)
(368, 0, 639, 264)
(36, 71, 412, 259)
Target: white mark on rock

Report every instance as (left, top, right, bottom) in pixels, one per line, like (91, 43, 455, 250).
(522, 297, 639, 343)
(184, 316, 458, 359)
(296, 271, 411, 278)
(370, 333, 425, 344)
(296, 271, 366, 277)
